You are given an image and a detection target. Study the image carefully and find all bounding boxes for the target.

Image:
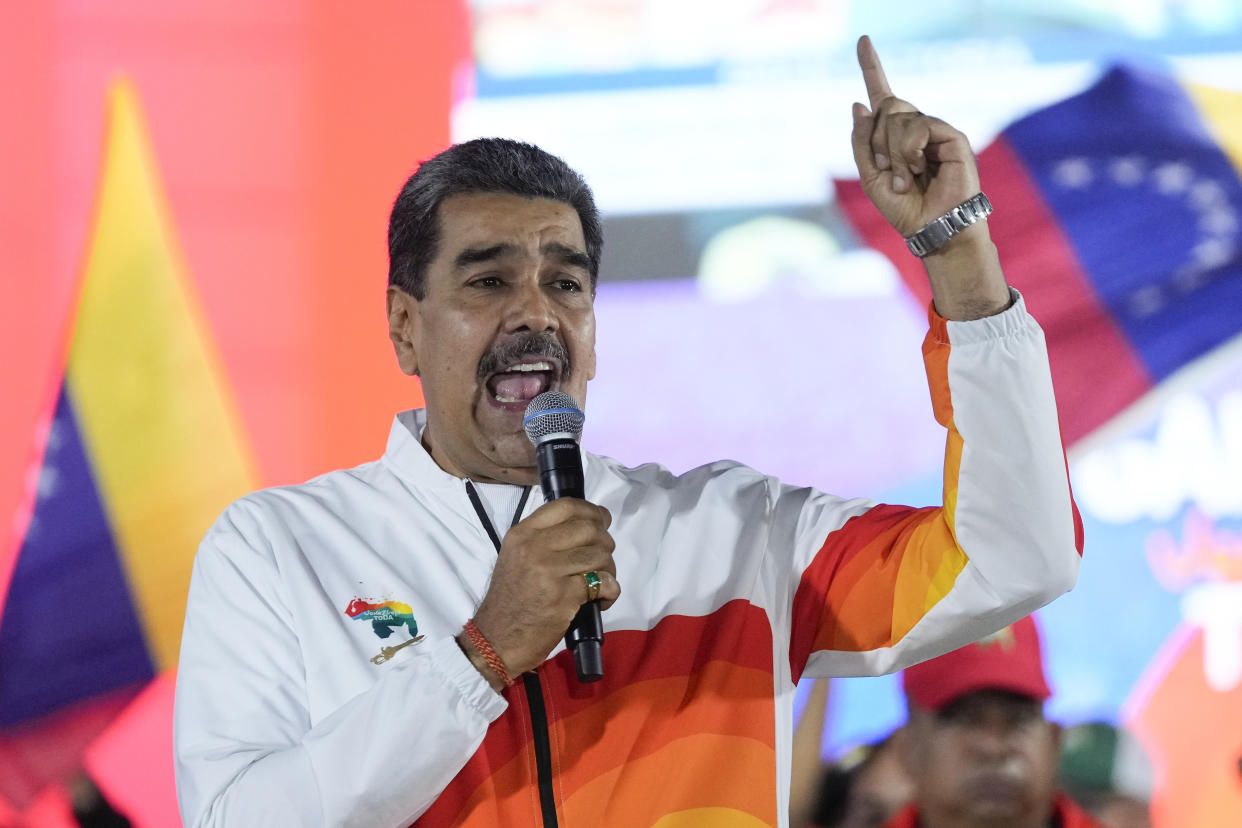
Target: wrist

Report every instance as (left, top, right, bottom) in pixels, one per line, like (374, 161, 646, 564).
(456, 627, 511, 693)
(923, 229, 1012, 321)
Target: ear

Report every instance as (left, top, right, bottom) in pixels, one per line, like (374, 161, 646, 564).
(889, 724, 909, 755)
(585, 310, 598, 381)
(898, 714, 924, 775)
(387, 286, 420, 376)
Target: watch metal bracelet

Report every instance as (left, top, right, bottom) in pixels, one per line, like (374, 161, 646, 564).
(904, 192, 993, 257)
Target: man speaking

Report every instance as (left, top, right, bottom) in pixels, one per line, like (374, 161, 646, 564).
(174, 37, 1082, 827)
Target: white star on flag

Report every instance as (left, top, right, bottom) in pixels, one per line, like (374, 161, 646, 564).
(1109, 156, 1145, 186)
(36, 464, 59, 500)
(1191, 237, 1233, 269)
(1189, 179, 1227, 209)
(1153, 161, 1194, 195)
(1199, 207, 1237, 236)
(1128, 284, 1166, 318)
(1052, 157, 1093, 189)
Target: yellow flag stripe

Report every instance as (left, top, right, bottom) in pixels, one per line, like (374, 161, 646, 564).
(1186, 81, 1242, 177)
(66, 79, 258, 670)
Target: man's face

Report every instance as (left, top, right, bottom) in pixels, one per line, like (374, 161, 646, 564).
(903, 690, 1060, 828)
(841, 735, 914, 828)
(388, 192, 596, 484)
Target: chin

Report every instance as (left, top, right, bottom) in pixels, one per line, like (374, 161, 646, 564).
(482, 436, 538, 477)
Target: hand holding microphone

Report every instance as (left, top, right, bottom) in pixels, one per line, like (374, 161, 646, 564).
(524, 391, 607, 683)
(464, 391, 617, 690)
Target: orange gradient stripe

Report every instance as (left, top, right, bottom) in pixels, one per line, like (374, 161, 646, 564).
(553, 663, 777, 803)
(562, 734, 777, 827)
(790, 322, 968, 677)
(429, 666, 777, 827)
(419, 603, 779, 826)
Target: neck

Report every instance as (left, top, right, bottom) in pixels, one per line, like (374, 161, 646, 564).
(419, 424, 539, 486)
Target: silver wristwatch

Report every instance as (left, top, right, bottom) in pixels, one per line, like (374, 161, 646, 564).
(903, 192, 993, 257)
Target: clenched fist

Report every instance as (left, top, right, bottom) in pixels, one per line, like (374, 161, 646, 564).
(461, 498, 620, 689)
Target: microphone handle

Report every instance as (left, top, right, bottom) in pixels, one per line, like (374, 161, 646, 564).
(535, 438, 604, 683)
(566, 603, 604, 682)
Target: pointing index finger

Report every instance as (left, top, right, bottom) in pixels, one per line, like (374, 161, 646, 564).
(857, 35, 894, 110)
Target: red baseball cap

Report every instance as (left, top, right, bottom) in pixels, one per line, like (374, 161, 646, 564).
(902, 615, 1052, 711)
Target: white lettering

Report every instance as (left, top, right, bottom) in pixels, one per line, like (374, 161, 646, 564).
(1181, 582, 1242, 692)
(1073, 391, 1242, 523)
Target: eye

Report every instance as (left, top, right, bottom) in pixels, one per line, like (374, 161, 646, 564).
(553, 277, 583, 293)
(1006, 705, 1042, 728)
(470, 275, 504, 289)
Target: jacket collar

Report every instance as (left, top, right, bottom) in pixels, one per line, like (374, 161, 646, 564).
(380, 408, 596, 519)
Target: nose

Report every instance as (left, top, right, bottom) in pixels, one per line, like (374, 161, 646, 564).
(505, 272, 557, 333)
(965, 717, 1019, 759)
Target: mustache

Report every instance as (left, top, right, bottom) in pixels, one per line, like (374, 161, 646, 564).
(476, 333, 570, 380)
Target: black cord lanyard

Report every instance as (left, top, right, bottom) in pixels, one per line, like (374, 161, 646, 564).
(464, 481, 532, 552)
(463, 481, 558, 827)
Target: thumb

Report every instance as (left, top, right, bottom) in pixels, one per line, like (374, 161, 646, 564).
(849, 102, 880, 183)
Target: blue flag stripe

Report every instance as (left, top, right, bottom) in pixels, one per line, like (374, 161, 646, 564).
(0, 386, 154, 726)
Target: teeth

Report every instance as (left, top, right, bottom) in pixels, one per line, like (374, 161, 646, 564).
(495, 393, 521, 403)
(508, 362, 551, 372)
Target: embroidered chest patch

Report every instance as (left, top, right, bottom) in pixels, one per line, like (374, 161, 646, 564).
(344, 598, 419, 640)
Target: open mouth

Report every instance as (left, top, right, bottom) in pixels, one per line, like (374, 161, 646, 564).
(484, 359, 560, 406)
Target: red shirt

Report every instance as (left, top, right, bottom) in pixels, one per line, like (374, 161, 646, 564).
(880, 793, 1107, 828)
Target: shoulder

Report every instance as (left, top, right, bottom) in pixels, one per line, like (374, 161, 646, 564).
(588, 451, 767, 484)
(586, 451, 782, 501)
(202, 459, 393, 552)
(584, 450, 870, 529)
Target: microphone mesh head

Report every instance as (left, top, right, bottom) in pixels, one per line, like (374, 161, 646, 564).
(523, 391, 585, 444)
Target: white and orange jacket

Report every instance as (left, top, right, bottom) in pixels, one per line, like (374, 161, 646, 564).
(174, 292, 1083, 828)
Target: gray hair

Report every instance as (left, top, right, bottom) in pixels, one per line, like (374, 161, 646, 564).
(387, 138, 603, 298)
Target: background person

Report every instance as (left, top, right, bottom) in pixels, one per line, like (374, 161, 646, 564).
(882, 615, 1104, 828)
(1059, 721, 1155, 828)
(790, 679, 914, 828)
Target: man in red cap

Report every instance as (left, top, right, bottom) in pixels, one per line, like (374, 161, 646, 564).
(882, 616, 1104, 828)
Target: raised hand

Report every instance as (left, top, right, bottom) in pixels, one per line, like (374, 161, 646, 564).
(464, 498, 620, 689)
(850, 35, 982, 238)
(849, 35, 1010, 320)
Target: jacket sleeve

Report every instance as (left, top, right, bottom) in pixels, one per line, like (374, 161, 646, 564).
(173, 501, 507, 828)
(786, 289, 1083, 681)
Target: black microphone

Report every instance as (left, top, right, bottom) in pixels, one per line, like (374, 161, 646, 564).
(523, 391, 603, 683)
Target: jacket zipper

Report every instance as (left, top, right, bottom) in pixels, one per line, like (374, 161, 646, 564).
(522, 672, 559, 827)
(464, 482, 559, 827)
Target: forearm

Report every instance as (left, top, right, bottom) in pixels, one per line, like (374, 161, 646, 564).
(175, 505, 510, 828)
(921, 226, 1011, 321)
(790, 293, 1081, 679)
(924, 291, 1081, 612)
(176, 635, 503, 828)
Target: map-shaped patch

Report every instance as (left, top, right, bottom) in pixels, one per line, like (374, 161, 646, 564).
(345, 598, 419, 640)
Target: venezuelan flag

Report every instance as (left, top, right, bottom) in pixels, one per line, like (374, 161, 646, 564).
(0, 80, 257, 725)
(836, 64, 1242, 447)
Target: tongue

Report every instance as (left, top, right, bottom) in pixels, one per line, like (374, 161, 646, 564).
(492, 373, 546, 402)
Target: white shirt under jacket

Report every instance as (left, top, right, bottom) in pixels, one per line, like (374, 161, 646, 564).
(173, 290, 1082, 828)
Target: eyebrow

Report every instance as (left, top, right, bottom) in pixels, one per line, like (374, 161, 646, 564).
(452, 242, 591, 272)
(543, 242, 592, 272)
(453, 243, 517, 269)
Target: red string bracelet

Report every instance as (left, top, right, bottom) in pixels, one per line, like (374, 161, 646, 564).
(463, 619, 515, 687)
